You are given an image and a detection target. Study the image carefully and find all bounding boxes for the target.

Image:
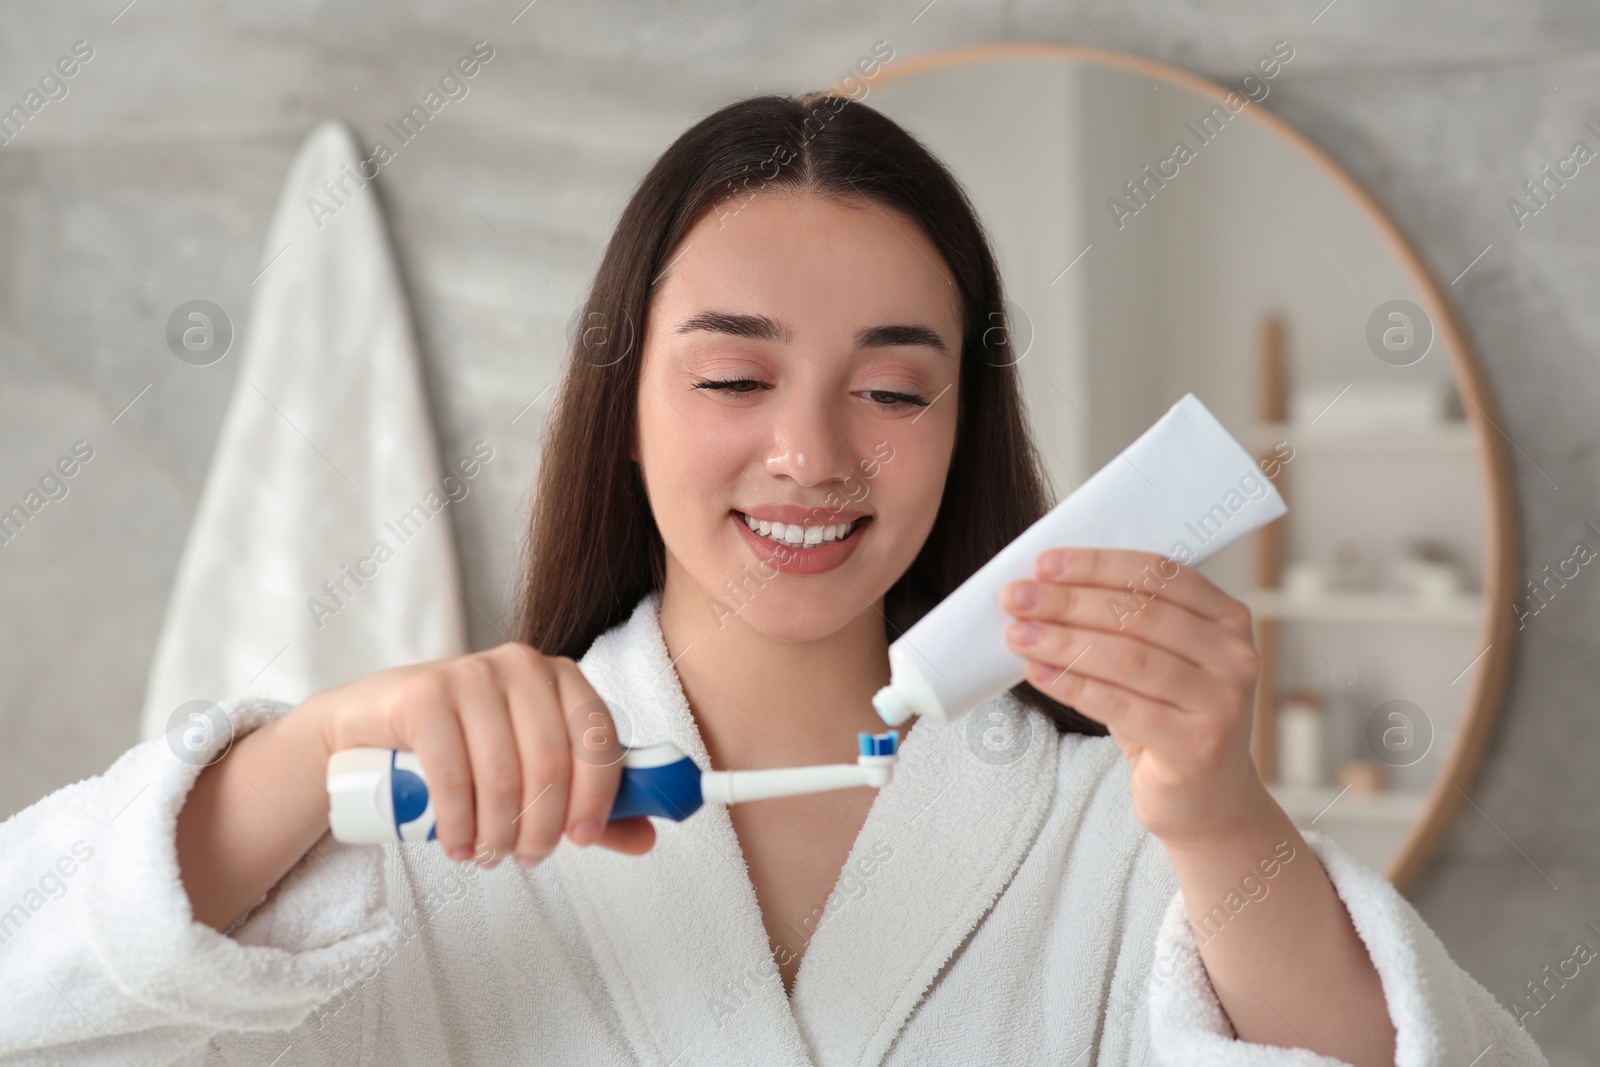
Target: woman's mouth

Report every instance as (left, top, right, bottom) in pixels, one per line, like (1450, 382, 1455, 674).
(729, 510, 872, 575)
(737, 511, 864, 548)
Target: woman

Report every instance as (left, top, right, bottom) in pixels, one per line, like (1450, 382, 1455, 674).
(0, 93, 1545, 1066)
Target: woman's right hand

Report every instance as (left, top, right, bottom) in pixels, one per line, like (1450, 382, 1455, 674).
(307, 641, 656, 869)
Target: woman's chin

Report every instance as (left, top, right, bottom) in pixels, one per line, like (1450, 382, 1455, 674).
(705, 586, 881, 645)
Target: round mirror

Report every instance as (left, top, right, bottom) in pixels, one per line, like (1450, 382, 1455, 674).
(851, 44, 1517, 889)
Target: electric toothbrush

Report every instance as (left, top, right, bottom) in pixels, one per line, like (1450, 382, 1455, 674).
(327, 730, 900, 845)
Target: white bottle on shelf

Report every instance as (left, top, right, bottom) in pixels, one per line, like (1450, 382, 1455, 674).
(1276, 689, 1326, 788)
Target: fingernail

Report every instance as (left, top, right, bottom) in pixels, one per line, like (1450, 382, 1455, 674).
(447, 844, 473, 862)
(570, 819, 600, 847)
(1007, 581, 1040, 611)
(1038, 550, 1068, 578)
(1009, 621, 1042, 647)
(516, 849, 552, 868)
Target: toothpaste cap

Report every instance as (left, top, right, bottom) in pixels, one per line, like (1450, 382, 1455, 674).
(873, 646, 951, 725)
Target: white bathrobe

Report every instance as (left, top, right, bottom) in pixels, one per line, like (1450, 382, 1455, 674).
(0, 590, 1548, 1066)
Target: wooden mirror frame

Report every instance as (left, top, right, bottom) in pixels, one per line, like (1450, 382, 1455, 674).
(832, 43, 1519, 891)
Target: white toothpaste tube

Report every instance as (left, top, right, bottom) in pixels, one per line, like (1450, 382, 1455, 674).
(872, 392, 1287, 727)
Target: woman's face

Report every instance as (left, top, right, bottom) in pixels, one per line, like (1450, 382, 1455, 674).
(634, 189, 962, 644)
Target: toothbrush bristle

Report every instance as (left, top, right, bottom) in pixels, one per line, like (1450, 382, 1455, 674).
(859, 730, 899, 756)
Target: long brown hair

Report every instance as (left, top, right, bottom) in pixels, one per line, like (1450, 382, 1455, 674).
(513, 91, 1105, 737)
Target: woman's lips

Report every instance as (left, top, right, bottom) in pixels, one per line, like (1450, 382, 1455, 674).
(730, 511, 871, 575)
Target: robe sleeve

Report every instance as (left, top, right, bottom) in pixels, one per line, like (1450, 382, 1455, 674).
(0, 694, 397, 1065)
(1141, 828, 1550, 1066)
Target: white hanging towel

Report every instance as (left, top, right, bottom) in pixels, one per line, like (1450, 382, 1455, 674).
(139, 118, 469, 742)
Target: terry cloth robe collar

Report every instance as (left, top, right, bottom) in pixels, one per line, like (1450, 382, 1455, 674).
(551, 589, 1061, 1066)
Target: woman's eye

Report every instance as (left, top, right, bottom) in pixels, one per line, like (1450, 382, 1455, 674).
(691, 378, 929, 409)
(861, 389, 931, 409)
(692, 377, 768, 396)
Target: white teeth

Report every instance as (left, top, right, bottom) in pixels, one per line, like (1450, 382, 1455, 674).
(740, 512, 858, 547)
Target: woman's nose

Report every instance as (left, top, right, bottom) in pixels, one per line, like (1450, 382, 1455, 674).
(763, 396, 856, 488)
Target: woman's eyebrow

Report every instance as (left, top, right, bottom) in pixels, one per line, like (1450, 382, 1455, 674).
(674, 310, 948, 354)
(675, 310, 789, 343)
(855, 323, 948, 354)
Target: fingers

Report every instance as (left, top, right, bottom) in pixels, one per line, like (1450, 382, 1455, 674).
(494, 645, 574, 868)
(489, 646, 646, 867)
(369, 642, 653, 870)
(1005, 612, 1231, 719)
(1031, 547, 1254, 636)
(454, 655, 546, 869)
(1021, 651, 1250, 792)
(399, 673, 478, 862)
(1019, 654, 1173, 750)
(595, 816, 657, 855)
(1003, 575, 1260, 690)
(552, 657, 626, 849)
(1003, 568, 1259, 764)
(1003, 574, 1204, 667)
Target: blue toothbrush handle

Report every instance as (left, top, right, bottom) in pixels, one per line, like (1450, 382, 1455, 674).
(326, 744, 706, 844)
(607, 750, 705, 822)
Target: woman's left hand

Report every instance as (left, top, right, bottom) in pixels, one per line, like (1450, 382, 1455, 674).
(1000, 549, 1400, 1061)
(1001, 546, 1273, 849)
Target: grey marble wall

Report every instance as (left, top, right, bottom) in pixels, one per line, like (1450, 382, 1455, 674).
(0, 0, 1595, 1059)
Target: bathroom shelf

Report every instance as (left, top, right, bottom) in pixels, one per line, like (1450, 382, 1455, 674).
(1243, 587, 1483, 626)
(1269, 783, 1430, 825)
(1269, 784, 1433, 873)
(1253, 420, 1475, 453)
(1243, 314, 1495, 885)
